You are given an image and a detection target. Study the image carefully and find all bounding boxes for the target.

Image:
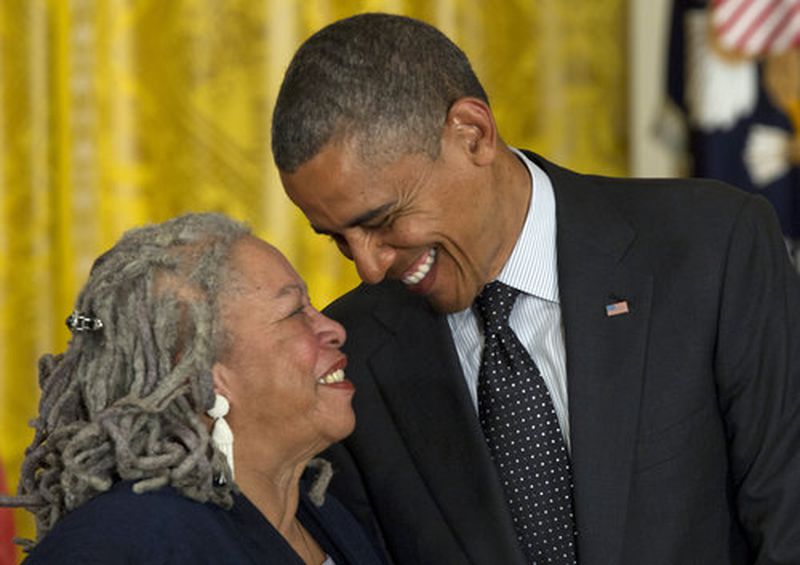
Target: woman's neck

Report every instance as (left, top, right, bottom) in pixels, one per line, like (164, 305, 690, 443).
(235, 460, 305, 531)
(235, 458, 327, 565)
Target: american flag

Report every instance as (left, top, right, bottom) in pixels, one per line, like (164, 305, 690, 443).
(711, 0, 800, 56)
(605, 301, 630, 317)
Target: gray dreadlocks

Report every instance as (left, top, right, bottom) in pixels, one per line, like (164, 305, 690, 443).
(1, 212, 250, 547)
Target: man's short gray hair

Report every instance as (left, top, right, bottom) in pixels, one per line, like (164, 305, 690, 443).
(271, 12, 488, 172)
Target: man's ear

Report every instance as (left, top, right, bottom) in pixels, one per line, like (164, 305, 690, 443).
(444, 97, 498, 166)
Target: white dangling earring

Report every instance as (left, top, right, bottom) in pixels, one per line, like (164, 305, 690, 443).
(207, 394, 234, 481)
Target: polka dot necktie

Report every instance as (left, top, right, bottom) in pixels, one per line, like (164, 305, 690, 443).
(475, 281, 577, 564)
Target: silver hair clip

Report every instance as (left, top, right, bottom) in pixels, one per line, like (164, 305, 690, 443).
(65, 311, 104, 333)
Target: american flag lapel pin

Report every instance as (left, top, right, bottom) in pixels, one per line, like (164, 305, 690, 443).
(605, 299, 629, 317)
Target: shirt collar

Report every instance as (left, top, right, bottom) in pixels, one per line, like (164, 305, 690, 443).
(495, 147, 560, 303)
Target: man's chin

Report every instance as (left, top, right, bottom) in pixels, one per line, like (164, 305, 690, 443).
(423, 289, 473, 314)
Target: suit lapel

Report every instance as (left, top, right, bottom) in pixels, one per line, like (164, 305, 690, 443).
(536, 155, 653, 565)
(368, 294, 528, 565)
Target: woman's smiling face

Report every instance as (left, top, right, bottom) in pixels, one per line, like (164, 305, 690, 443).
(212, 236, 354, 462)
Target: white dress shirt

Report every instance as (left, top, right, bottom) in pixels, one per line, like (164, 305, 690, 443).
(446, 147, 570, 448)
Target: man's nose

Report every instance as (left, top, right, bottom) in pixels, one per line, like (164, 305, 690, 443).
(349, 236, 395, 284)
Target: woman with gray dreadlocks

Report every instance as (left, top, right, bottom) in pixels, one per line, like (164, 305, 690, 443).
(0, 213, 387, 565)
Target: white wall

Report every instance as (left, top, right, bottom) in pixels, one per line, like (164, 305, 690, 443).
(629, 0, 683, 177)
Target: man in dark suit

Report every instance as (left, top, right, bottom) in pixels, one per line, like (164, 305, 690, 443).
(271, 13, 800, 565)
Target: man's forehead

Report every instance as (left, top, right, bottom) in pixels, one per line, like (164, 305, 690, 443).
(282, 150, 396, 226)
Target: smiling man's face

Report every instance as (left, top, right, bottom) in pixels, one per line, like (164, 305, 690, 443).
(280, 130, 515, 313)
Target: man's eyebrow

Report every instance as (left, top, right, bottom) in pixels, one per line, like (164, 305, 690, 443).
(310, 202, 396, 235)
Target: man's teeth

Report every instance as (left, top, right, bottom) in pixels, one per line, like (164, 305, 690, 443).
(402, 248, 437, 285)
(318, 369, 345, 384)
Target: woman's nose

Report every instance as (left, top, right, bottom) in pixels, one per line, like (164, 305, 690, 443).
(317, 311, 346, 348)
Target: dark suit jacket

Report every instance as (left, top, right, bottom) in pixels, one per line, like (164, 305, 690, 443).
(323, 152, 800, 565)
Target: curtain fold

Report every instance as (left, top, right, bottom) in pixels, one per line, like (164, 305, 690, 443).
(0, 0, 626, 552)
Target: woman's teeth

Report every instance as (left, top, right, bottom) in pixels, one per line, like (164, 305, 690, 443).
(402, 248, 437, 285)
(318, 369, 345, 384)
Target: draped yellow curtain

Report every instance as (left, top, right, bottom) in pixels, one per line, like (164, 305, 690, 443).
(0, 0, 626, 554)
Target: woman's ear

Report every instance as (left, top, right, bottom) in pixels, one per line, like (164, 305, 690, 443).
(210, 361, 233, 401)
(444, 97, 498, 166)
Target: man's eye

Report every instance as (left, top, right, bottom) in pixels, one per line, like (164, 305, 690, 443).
(366, 215, 394, 230)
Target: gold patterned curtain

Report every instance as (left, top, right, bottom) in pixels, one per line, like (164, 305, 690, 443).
(0, 0, 626, 554)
